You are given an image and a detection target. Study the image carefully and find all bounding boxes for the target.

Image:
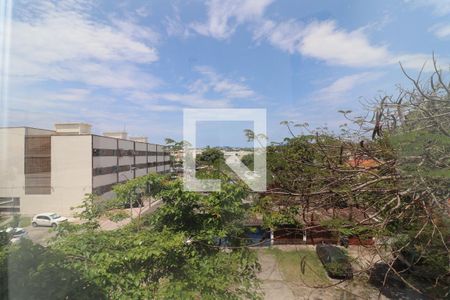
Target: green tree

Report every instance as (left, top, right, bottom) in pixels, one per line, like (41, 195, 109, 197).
(2, 175, 261, 299)
(258, 58, 449, 297)
(197, 146, 225, 165)
(241, 153, 254, 171)
(2, 240, 105, 300)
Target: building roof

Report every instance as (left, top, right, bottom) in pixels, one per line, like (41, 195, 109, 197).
(347, 158, 379, 168)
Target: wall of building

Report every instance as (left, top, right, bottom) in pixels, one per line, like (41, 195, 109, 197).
(135, 142, 147, 177)
(1, 127, 172, 216)
(0, 128, 26, 213)
(26, 127, 56, 136)
(156, 145, 165, 173)
(92, 135, 118, 190)
(118, 139, 134, 183)
(0, 128, 55, 214)
(148, 144, 157, 173)
(163, 147, 171, 172)
(23, 135, 93, 216)
(91, 135, 171, 196)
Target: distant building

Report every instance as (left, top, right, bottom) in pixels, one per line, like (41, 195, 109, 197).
(223, 150, 253, 160)
(0, 123, 171, 216)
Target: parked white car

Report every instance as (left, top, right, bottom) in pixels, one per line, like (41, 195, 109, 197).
(32, 213, 68, 228)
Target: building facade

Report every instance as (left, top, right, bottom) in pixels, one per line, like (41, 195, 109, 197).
(0, 124, 171, 216)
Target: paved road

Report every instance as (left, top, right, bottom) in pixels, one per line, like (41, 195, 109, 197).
(257, 251, 297, 300)
(99, 200, 162, 231)
(257, 248, 389, 300)
(24, 226, 57, 245)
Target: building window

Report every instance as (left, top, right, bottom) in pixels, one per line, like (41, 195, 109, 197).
(92, 148, 117, 156)
(93, 166, 118, 176)
(25, 136, 51, 195)
(92, 183, 116, 195)
(0, 197, 20, 213)
(135, 163, 147, 169)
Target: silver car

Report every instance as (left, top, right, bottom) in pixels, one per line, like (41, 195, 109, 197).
(32, 213, 68, 228)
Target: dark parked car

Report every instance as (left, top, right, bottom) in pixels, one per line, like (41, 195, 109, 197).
(316, 244, 353, 279)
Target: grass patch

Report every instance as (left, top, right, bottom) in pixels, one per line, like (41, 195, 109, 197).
(18, 216, 32, 227)
(264, 248, 330, 286)
(8, 215, 32, 228)
(106, 210, 129, 223)
(0, 215, 7, 223)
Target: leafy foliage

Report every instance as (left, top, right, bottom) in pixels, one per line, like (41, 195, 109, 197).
(112, 173, 166, 208)
(2, 240, 105, 300)
(197, 146, 225, 165)
(105, 210, 129, 222)
(1, 175, 261, 300)
(257, 59, 450, 297)
(241, 153, 254, 171)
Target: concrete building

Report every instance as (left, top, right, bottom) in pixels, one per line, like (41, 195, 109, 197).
(223, 150, 253, 160)
(0, 123, 171, 216)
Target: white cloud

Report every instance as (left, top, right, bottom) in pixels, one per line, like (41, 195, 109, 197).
(299, 21, 391, 67)
(148, 92, 230, 108)
(47, 88, 91, 102)
(429, 23, 450, 39)
(274, 72, 384, 129)
(111, 19, 159, 44)
(190, 1, 434, 69)
(253, 19, 304, 53)
(192, 66, 257, 99)
(5, 97, 178, 141)
(164, 4, 192, 39)
(136, 5, 151, 18)
(127, 66, 258, 111)
(49, 62, 162, 90)
(128, 91, 230, 110)
(3, 0, 167, 133)
(177, 1, 439, 70)
(8, 0, 159, 89)
(191, 0, 274, 39)
(5, 83, 179, 141)
(254, 19, 440, 70)
(255, 20, 390, 67)
(165, 16, 191, 39)
(405, 0, 450, 16)
(6, 88, 99, 121)
(4, 1, 261, 141)
(314, 72, 384, 102)
(12, 15, 158, 65)
(392, 54, 431, 70)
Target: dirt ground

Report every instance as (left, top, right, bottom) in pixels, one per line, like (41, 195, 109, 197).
(256, 245, 390, 300)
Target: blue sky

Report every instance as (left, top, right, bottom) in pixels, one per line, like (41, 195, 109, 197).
(2, 0, 450, 146)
